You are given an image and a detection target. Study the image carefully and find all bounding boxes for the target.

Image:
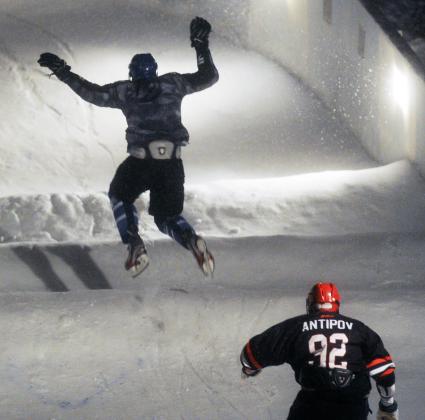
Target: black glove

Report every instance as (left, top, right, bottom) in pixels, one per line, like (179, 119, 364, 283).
(241, 366, 261, 379)
(37, 52, 71, 75)
(190, 17, 211, 48)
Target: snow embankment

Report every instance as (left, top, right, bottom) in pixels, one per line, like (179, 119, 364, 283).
(1, 160, 424, 244)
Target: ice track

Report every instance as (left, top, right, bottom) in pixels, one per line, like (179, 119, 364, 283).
(1, 1, 425, 419)
(0, 236, 424, 419)
(1, 234, 425, 294)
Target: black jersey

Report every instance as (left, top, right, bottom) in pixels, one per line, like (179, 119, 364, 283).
(242, 312, 395, 397)
(56, 46, 219, 148)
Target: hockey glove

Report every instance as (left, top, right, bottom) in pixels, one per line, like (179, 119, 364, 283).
(377, 401, 399, 420)
(241, 366, 261, 379)
(190, 17, 211, 48)
(38, 52, 71, 75)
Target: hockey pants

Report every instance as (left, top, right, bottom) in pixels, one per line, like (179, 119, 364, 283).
(108, 156, 195, 248)
(287, 390, 370, 420)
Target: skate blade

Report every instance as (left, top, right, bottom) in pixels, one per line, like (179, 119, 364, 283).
(202, 255, 215, 277)
(196, 238, 214, 277)
(130, 255, 150, 278)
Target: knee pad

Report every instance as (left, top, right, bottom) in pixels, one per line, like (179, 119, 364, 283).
(154, 214, 189, 230)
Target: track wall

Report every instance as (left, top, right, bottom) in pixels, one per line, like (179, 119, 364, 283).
(246, 0, 425, 174)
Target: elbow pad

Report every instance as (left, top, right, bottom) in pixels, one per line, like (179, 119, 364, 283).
(377, 383, 396, 407)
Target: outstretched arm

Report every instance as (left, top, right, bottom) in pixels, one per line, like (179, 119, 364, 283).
(38, 52, 122, 108)
(240, 321, 289, 378)
(240, 340, 263, 378)
(181, 17, 219, 93)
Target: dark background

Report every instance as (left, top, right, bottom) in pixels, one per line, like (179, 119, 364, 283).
(375, 0, 425, 40)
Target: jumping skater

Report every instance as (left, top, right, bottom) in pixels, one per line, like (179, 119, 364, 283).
(38, 17, 218, 276)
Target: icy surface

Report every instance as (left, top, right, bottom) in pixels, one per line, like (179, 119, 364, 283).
(0, 1, 424, 420)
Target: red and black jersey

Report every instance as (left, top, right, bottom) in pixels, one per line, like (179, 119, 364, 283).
(242, 312, 395, 396)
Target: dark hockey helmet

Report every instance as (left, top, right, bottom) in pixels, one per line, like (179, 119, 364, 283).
(129, 53, 158, 81)
(306, 282, 341, 315)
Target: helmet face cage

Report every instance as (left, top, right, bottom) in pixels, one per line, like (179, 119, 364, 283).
(129, 53, 158, 81)
(306, 282, 341, 315)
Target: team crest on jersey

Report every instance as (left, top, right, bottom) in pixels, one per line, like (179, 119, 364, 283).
(331, 368, 354, 388)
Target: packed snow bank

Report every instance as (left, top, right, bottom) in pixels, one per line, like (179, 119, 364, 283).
(1, 160, 424, 244)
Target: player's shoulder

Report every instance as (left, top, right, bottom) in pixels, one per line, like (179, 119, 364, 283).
(106, 80, 131, 101)
(337, 313, 372, 333)
(158, 72, 188, 94)
(277, 314, 309, 330)
(105, 79, 129, 87)
(338, 313, 363, 324)
(290, 314, 310, 322)
(335, 313, 356, 321)
(159, 72, 183, 82)
(102, 80, 130, 93)
(256, 315, 305, 339)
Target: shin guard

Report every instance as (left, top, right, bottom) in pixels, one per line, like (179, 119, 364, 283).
(110, 196, 139, 244)
(154, 215, 195, 249)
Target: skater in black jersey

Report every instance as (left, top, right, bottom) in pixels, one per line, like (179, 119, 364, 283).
(240, 283, 399, 420)
(38, 17, 218, 276)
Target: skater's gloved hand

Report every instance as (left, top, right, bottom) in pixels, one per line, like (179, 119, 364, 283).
(190, 17, 211, 48)
(38, 52, 71, 75)
(377, 401, 399, 420)
(241, 366, 261, 379)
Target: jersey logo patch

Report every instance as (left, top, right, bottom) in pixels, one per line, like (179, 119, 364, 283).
(331, 369, 354, 388)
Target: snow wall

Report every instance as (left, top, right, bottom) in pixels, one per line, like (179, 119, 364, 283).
(246, 0, 425, 175)
(131, 0, 425, 174)
(3, 0, 425, 190)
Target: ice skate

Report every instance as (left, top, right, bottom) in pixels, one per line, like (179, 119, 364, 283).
(189, 235, 215, 276)
(125, 235, 149, 277)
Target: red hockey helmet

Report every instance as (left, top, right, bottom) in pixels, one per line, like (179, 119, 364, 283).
(306, 282, 341, 314)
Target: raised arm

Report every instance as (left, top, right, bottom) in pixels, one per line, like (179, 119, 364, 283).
(38, 52, 122, 108)
(181, 17, 219, 93)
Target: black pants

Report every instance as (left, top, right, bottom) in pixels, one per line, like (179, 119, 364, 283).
(287, 390, 369, 420)
(109, 156, 185, 218)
